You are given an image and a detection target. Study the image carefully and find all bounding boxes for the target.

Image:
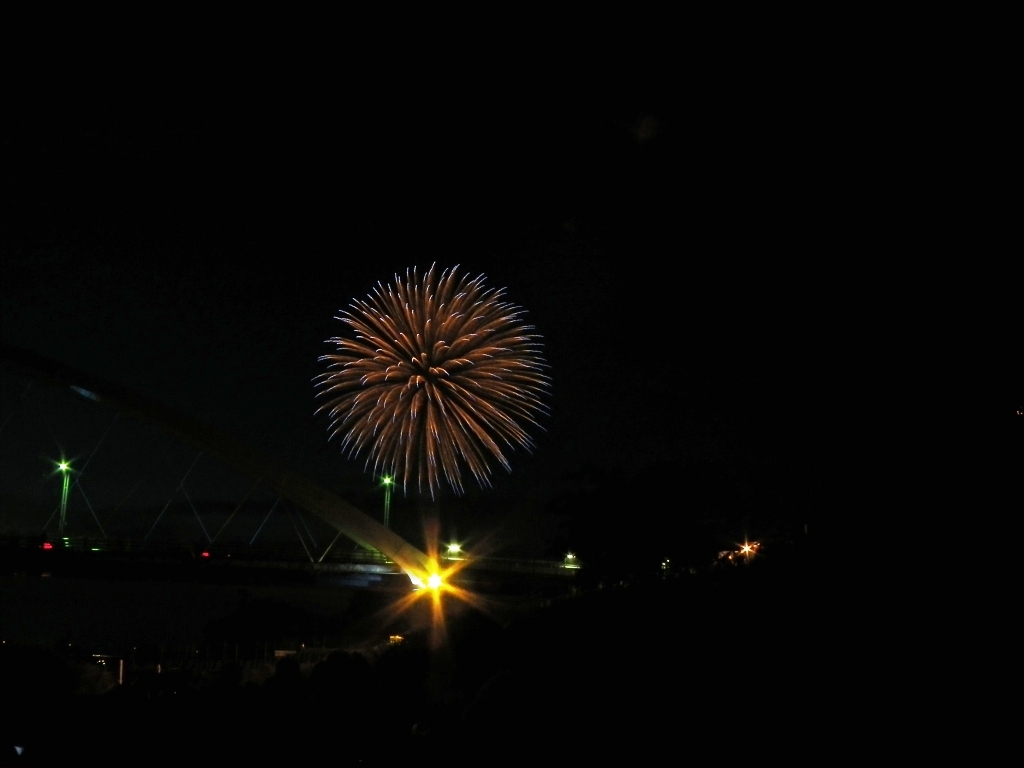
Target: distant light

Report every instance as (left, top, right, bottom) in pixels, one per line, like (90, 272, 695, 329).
(70, 386, 99, 402)
(447, 543, 461, 554)
(382, 476, 393, 486)
(41, 542, 53, 550)
(566, 553, 575, 560)
(201, 551, 210, 558)
(58, 461, 70, 472)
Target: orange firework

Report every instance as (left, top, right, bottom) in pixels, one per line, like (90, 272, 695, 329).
(315, 264, 550, 496)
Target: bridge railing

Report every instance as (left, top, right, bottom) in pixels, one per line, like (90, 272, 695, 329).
(0, 534, 396, 565)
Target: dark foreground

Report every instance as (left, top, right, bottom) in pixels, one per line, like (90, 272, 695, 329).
(0, 545, 982, 765)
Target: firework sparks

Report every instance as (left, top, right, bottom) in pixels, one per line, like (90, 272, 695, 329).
(315, 264, 550, 496)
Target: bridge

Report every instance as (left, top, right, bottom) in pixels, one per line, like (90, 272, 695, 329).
(0, 346, 578, 592)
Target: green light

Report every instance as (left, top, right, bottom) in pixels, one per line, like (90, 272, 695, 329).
(56, 460, 71, 536)
(381, 476, 393, 529)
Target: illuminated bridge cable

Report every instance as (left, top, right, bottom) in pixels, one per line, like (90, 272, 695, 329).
(73, 481, 107, 539)
(210, 478, 260, 544)
(317, 529, 345, 563)
(110, 479, 142, 526)
(145, 494, 175, 541)
(144, 451, 204, 541)
(287, 507, 315, 563)
(250, 498, 281, 546)
(180, 452, 203, 485)
(174, 451, 212, 542)
(296, 508, 318, 549)
(75, 412, 120, 477)
(178, 480, 211, 544)
(66, 412, 119, 538)
(41, 505, 59, 535)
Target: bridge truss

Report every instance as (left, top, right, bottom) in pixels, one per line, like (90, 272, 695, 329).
(0, 346, 435, 583)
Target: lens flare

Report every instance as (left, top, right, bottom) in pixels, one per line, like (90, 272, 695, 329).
(370, 523, 501, 651)
(315, 264, 550, 497)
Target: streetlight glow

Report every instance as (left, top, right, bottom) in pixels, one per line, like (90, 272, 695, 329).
(55, 459, 72, 536)
(381, 475, 393, 529)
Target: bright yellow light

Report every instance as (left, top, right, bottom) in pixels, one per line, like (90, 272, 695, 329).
(407, 561, 448, 591)
(387, 525, 499, 651)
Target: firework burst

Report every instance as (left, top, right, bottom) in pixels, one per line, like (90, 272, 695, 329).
(315, 264, 550, 497)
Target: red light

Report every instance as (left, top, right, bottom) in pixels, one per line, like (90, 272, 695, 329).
(41, 542, 53, 550)
(201, 551, 210, 558)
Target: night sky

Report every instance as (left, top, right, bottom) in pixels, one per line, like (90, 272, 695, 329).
(2, 89, 837, 561)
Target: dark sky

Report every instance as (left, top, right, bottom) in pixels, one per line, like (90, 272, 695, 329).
(2, 88, 838, 558)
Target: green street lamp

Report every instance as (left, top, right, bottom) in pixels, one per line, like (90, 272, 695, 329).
(57, 460, 71, 537)
(381, 475, 393, 530)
